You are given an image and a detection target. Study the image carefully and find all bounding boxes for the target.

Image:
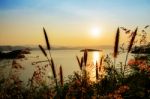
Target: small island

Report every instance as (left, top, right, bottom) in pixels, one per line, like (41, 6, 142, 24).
(0, 49, 30, 59)
(80, 49, 102, 52)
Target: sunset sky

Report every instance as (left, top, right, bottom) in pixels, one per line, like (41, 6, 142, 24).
(0, 0, 150, 47)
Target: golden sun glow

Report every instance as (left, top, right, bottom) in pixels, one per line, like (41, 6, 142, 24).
(89, 51, 105, 81)
(89, 51, 100, 81)
(93, 52, 100, 65)
(90, 27, 102, 37)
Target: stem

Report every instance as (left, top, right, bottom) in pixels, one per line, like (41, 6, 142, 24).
(124, 52, 129, 77)
(113, 58, 116, 85)
(114, 58, 116, 69)
(48, 50, 52, 59)
(46, 56, 51, 66)
(46, 55, 58, 89)
(48, 50, 58, 86)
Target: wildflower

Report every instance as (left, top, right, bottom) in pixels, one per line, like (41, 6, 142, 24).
(128, 59, 150, 72)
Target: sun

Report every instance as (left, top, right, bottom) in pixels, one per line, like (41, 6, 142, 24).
(90, 27, 102, 37)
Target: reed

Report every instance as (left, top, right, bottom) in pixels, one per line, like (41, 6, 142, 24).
(59, 65, 63, 87)
(96, 62, 99, 81)
(39, 45, 47, 57)
(76, 56, 80, 66)
(76, 56, 82, 70)
(128, 27, 138, 53)
(83, 49, 88, 66)
(114, 27, 120, 58)
(40, 27, 58, 94)
(51, 58, 57, 79)
(51, 58, 58, 87)
(43, 27, 52, 59)
(80, 57, 83, 70)
(113, 28, 120, 69)
(38, 45, 50, 67)
(124, 27, 138, 74)
(99, 56, 103, 71)
(43, 27, 51, 50)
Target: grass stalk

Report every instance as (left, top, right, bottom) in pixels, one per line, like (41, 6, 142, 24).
(43, 27, 52, 59)
(124, 27, 138, 66)
(43, 27, 58, 86)
(39, 45, 47, 57)
(83, 49, 88, 66)
(96, 62, 99, 81)
(59, 65, 63, 87)
(76, 56, 83, 70)
(113, 27, 120, 68)
(124, 27, 138, 76)
(51, 58, 58, 87)
(43, 27, 51, 50)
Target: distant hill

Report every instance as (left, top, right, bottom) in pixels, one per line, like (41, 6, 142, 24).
(0, 46, 28, 51)
(0, 45, 113, 51)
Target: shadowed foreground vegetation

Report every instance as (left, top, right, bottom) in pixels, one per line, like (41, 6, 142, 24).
(0, 26, 150, 99)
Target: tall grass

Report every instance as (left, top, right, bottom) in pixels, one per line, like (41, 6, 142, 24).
(43, 27, 52, 58)
(114, 27, 120, 58)
(128, 27, 138, 53)
(59, 66, 63, 87)
(76, 56, 83, 70)
(124, 27, 138, 72)
(83, 49, 88, 66)
(96, 62, 99, 81)
(39, 45, 47, 57)
(113, 27, 120, 68)
(39, 27, 58, 88)
(99, 55, 103, 72)
(51, 58, 58, 86)
(43, 27, 51, 50)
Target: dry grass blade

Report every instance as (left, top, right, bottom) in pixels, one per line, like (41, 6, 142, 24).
(128, 27, 138, 52)
(51, 58, 56, 79)
(59, 65, 63, 87)
(99, 56, 103, 71)
(74, 72, 81, 83)
(43, 27, 51, 50)
(114, 27, 120, 58)
(100, 56, 103, 67)
(96, 62, 99, 80)
(76, 56, 83, 70)
(39, 45, 47, 57)
(84, 49, 88, 66)
(76, 56, 81, 70)
(80, 57, 83, 70)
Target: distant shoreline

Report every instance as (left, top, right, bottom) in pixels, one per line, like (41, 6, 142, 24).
(0, 45, 112, 51)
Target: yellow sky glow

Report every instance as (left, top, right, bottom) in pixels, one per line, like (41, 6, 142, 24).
(0, 0, 150, 46)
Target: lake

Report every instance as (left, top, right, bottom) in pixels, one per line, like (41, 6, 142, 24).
(0, 49, 133, 85)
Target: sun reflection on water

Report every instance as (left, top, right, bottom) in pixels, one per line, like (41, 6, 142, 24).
(93, 52, 100, 65)
(87, 51, 105, 81)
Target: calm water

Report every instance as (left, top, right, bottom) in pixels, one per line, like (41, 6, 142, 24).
(0, 49, 133, 84)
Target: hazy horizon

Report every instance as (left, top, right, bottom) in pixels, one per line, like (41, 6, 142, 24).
(0, 44, 113, 50)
